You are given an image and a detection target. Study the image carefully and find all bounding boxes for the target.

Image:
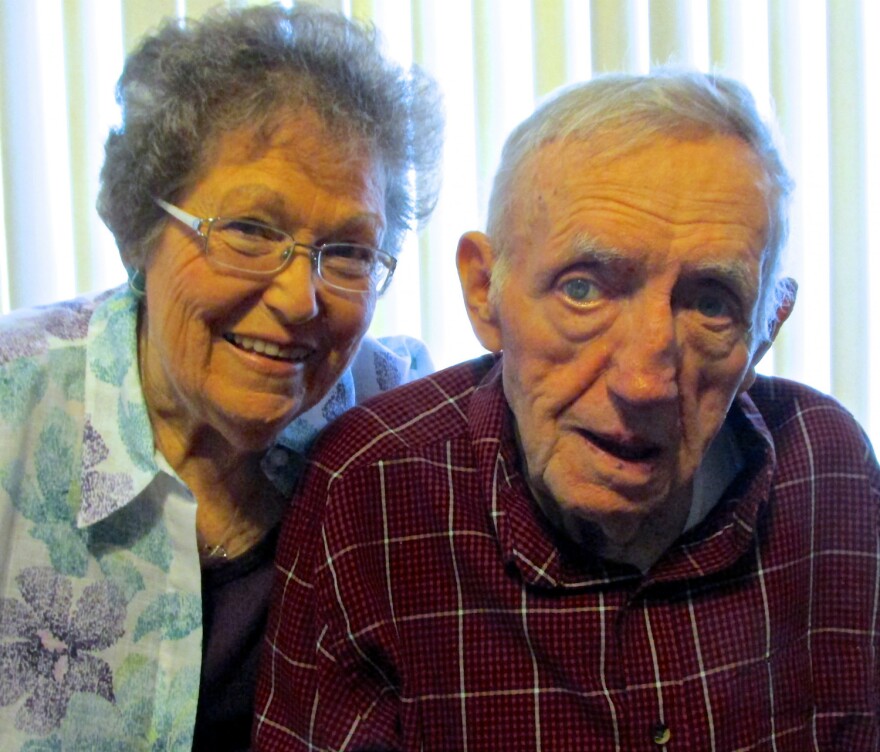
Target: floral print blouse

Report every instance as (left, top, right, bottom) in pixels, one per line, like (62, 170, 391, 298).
(0, 286, 432, 750)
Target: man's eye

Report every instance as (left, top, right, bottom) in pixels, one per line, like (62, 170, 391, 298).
(693, 293, 732, 318)
(675, 279, 744, 326)
(559, 277, 601, 304)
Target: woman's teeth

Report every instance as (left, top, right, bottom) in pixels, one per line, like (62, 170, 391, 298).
(225, 333, 300, 361)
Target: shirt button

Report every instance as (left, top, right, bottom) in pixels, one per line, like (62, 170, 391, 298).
(652, 722, 671, 745)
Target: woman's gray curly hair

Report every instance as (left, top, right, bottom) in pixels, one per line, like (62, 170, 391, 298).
(98, 2, 444, 272)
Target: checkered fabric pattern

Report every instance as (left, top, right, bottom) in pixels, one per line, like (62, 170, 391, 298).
(254, 355, 880, 751)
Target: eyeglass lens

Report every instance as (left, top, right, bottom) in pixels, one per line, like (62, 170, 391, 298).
(206, 218, 389, 292)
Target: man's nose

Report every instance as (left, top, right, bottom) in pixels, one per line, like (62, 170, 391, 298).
(606, 300, 679, 404)
(263, 253, 319, 323)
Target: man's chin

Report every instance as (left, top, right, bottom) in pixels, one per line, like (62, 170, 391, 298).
(536, 474, 689, 554)
(558, 501, 650, 547)
(535, 482, 637, 541)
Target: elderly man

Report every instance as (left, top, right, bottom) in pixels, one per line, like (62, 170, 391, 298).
(253, 72, 880, 751)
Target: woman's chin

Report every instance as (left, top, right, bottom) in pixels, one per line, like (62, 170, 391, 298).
(212, 398, 306, 453)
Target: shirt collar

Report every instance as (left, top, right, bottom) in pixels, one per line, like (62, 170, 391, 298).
(79, 288, 159, 527)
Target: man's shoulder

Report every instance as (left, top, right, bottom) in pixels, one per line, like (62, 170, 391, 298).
(308, 354, 499, 471)
(748, 374, 878, 478)
(749, 374, 863, 434)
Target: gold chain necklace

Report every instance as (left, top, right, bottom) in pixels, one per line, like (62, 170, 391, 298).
(198, 505, 242, 561)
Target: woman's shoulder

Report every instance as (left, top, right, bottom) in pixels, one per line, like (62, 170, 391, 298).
(0, 286, 134, 440)
(0, 287, 123, 367)
(349, 334, 435, 399)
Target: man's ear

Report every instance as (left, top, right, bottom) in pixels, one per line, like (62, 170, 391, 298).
(456, 231, 503, 352)
(738, 277, 798, 393)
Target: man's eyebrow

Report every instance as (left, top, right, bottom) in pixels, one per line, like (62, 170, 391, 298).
(685, 258, 757, 298)
(564, 234, 760, 304)
(572, 234, 757, 282)
(567, 234, 629, 266)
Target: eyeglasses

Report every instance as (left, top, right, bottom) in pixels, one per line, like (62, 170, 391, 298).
(154, 199, 396, 294)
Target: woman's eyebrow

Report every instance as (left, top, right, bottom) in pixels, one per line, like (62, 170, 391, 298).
(213, 187, 386, 239)
(315, 212, 386, 244)
(214, 185, 288, 216)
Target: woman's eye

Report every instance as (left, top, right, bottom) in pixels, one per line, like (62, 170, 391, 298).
(559, 277, 601, 304)
(221, 219, 285, 241)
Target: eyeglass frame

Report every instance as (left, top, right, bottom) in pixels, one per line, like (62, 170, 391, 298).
(153, 198, 397, 295)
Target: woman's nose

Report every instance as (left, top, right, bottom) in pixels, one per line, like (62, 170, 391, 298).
(263, 253, 319, 323)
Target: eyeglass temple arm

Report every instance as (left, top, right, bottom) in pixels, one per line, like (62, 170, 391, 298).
(154, 198, 205, 235)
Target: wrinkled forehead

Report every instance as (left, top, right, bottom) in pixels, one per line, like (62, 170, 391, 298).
(522, 124, 767, 183)
(507, 130, 772, 241)
(193, 106, 381, 190)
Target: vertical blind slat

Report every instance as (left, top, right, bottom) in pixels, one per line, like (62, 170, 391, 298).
(64, 0, 96, 295)
(411, 0, 481, 366)
(649, 0, 693, 67)
(472, 0, 501, 217)
(0, 1, 73, 309)
(766, 0, 807, 380)
(532, 0, 568, 98)
(827, 0, 869, 425)
(590, 0, 641, 73)
(63, 0, 126, 295)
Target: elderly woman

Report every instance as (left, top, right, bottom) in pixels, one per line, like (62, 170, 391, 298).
(0, 4, 442, 750)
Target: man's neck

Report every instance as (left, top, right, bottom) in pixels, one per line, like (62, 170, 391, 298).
(532, 484, 691, 573)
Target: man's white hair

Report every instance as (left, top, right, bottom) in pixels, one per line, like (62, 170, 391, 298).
(486, 69, 795, 345)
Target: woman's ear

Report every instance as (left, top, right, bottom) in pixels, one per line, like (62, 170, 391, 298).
(456, 231, 502, 352)
(739, 277, 798, 393)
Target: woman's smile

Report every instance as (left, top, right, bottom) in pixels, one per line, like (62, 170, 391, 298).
(223, 332, 311, 363)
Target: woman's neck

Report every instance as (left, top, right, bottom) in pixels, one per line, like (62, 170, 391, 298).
(149, 398, 285, 561)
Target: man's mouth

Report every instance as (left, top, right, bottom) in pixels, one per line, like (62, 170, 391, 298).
(581, 429, 662, 462)
(224, 333, 310, 363)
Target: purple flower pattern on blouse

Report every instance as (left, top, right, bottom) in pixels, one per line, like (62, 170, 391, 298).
(42, 301, 93, 341)
(374, 349, 404, 391)
(0, 566, 126, 734)
(0, 299, 96, 365)
(79, 418, 135, 524)
(321, 382, 350, 423)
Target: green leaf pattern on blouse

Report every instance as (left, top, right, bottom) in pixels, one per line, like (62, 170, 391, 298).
(1, 287, 433, 749)
(0, 289, 198, 750)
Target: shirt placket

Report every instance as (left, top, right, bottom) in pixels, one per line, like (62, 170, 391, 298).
(612, 586, 700, 751)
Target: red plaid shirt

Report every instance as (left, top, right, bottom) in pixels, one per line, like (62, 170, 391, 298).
(254, 355, 880, 751)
